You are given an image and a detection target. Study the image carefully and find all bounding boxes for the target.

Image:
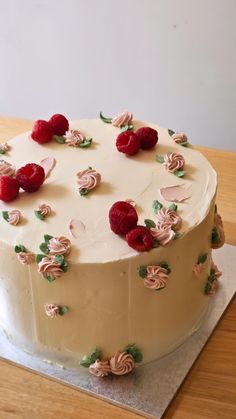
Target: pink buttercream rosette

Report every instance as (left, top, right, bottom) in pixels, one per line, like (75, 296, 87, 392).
(65, 129, 85, 146)
(212, 212, 225, 249)
(172, 132, 188, 145)
(156, 208, 182, 231)
(77, 168, 101, 193)
(163, 152, 185, 173)
(48, 236, 71, 256)
(38, 257, 63, 280)
(7, 209, 21, 225)
(144, 265, 169, 290)
(151, 223, 175, 246)
(89, 359, 111, 377)
(17, 252, 35, 265)
(112, 111, 133, 128)
(109, 351, 135, 375)
(0, 160, 15, 177)
(45, 304, 60, 318)
(38, 204, 51, 218)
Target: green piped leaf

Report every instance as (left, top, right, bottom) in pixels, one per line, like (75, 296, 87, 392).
(39, 242, 49, 254)
(120, 124, 134, 132)
(59, 306, 69, 316)
(180, 141, 189, 147)
(53, 254, 65, 266)
(153, 240, 160, 248)
(138, 265, 147, 278)
(79, 138, 93, 148)
(175, 170, 186, 178)
(80, 348, 102, 368)
(34, 210, 45, 221)
(152, 200, 163, 214)
(44, 273, 54, 283)
(61, 260, 68, 272)
(156, 155, 164, 163)
(169, 203, 178, 212)
(144, 219, 156, 229)
(211, 227, 220, 244)
(14, 244, 26, 253)
(174, 231, 182, 240)
(36, 254, 45, 263)
(160, 262, 171, 273)
(0, 149, 6, 154)
(80, 188, 89, 196)
(168, 129, 175, 136)
(124, 344, 143, 363)
(2, 211, 9, 221)
(99, 111, 112, 124)
(44, 234, 53, 243)
(198, 253, 208, 264)
(54, 135, 65, 144)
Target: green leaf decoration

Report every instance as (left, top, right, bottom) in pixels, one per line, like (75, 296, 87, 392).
(79, 138, 93, 148)
(80, 355, 92, 368)
(197, 253, 208, 264)
(211, 227, 220, 244)
(174, 231, 182, 240)
(59, 306, 69, 316)
(61, 260, 68, 272)
(39, 242, 49, 254)
(168, 129, 175, 136)
(152, 200, 163, 214)
(14, 244, 26, 253)
(34, 210, 45, 221)
(204, 277, 216, 295)
(120, 124, 134, 132)
(90, 348, 102, 364)
(175, 170, 186, 177)
(44, 273, 54, 283)
(2, 211, 9, 221)
(80, 188, 89, 196)
(99, 111, 112, 124)
(80, 348, 102, 368)
(36, 254, 45, 263)
(156, 155, 164, 163)
(153, 240, 160, 248)
(169, 203, 178, 212)
(0, 149, 6, 154)
(138, 265, 147, 278)
(44, 234, 53, 243)
(124, 344, 143, 363)
(54, 135, 65, 144)
(160, 262, 171, 273)
(53, 254, 65, 266)
(144, 219, 156, 229)
(181, 141, 189, 147)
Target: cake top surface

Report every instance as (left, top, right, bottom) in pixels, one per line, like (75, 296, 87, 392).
(0, 118, 217, 263)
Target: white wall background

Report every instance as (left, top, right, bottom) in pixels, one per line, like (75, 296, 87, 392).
(0, 0, 235, 150)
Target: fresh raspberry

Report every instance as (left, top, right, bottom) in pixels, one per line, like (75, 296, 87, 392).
(31, 120, 54, 144)
(136, 127, 158, 150)
(48, 114, 69, 136)
(116, 131, 141, 156)
(109, 201, 138, 235)
(126, 226, 154, 252)
(16, 163, 45, 192)
(0, 176, 20, 202)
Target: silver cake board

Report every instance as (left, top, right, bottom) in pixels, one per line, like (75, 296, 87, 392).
(0, 243, 236, 419)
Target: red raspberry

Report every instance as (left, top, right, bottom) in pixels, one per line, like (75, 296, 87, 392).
(109, 201, 138, 235)
(0, 176, 20, 202)
(136, 127, 158, 150)
(31, 120, 54, 144)
(116, 131, 141, 156)
(126, 226, 154, 252)
(48, 114, 69, 136)
(16, 163, 45, 192)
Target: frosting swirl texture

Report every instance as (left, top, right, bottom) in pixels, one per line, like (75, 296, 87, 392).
(112, 111, 133, 128)
(144, 265, 169, 290)
(38, 257, 63, 280)
(89, 359, 111, 377)
(110, 351, 135, 375)
(156, 208, 182, 231)
(77, 168, 101, 192)
(48, 236, 71, 256)
(163, 153, 185, 173)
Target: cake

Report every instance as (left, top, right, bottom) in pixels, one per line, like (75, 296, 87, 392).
(0, 111, 224, 377)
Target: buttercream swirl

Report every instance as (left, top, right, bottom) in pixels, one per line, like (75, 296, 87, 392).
(17, 252, 35, 265)
(38, 204, 51, 218)
(65, 129, 85, 146)
(163, 153, 185, 173)
(77, 168, 101, 192)
(0, 160, 15, 177)
(211, 258, 222, 280)
(212, 212, 225, 249)
(156, 208, 182, 231)
(7, 209, 21, 225)
(109, 351, 135, 375)
(112, 111, 133, 128)
(89, 359, 111, 377)
(150, 223, 175, 246)
(45, 304, 60, 318)
(48, 236, 71, 256)
(209, 279, 218, 296)
(38, 256, 63, 280)
(172, 132, 188, 144)
(144, 265, 169, 290)
(0, 143, 10, 154)
(193, 263, 203, 276)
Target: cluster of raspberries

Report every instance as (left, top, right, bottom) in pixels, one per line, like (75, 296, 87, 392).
(109, 201, 153, 252)
(31, 114, 69, 144)
(116, 127, 158, 155)
(0, 163, 45, 202)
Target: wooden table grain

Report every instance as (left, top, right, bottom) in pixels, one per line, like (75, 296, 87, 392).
(0, 117, 235, 419)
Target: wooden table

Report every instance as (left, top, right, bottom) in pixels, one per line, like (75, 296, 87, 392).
(0, 117, 235, 419)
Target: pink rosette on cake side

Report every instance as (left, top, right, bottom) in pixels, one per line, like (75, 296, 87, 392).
(112, 111, 133, 128)
(193, 263, 203, 276)
(45, 304, 60, 318)
(172, 132, 188, 145)
(211, 258, 222, 280)
(150, 223, 175, 246)
(156, 208, 182, 231)
(163, 153, 185, 173)
(48, 236, 71, 256)
(109, 351, 135, 376)
(212, 212, 225, 249)
(77, 168, 101, 196)
(0, 143, 10, 154)
(65, 129, 85, 147)
(0, 160, 15, 177)
(38, 257, 63, 280)
(38, 204, 51, 218)
(6, 209, 21, 225)
(89, 359, 111, 377)
(144, 265, 169, 290)
(17, 252, 35, 265)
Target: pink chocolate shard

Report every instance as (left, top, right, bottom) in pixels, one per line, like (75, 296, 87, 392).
(160, 184, 192, 202)
(40, 157, 56, 178)
(68, 219, 86, 238)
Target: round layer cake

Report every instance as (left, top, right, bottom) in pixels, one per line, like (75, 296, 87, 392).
(0, 117, 218, 370)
